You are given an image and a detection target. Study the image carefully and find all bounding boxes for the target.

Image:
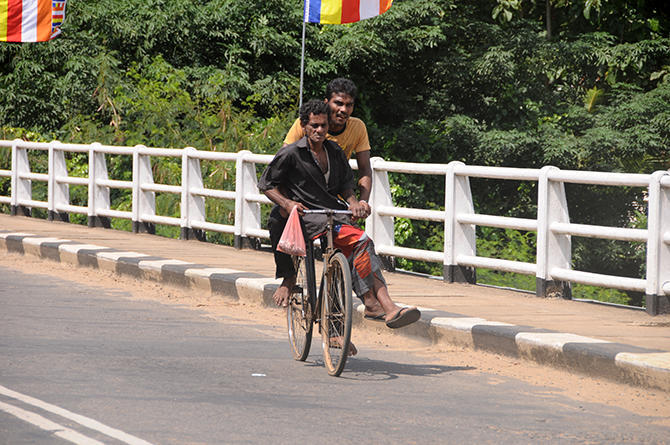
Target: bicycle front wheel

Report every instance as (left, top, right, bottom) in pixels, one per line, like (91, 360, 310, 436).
(287, 255, 313, 361)
(321, 252, 353, 377)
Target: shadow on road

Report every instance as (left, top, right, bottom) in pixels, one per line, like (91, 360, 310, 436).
(302, 357, 475, 380)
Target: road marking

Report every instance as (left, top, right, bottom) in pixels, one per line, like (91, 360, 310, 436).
(184, 267, 240, 277)
(96, 251, 150, 261)
(430, 317, 513, 330)
(0, 400, 104, 445)
(515, 332, 610, 350)
(0, 232, 34, 238)
(0, 384, 153, 445)
(138, 258, 191, 272)
(59, 243, 108, 254)
(22, 237, 70, 246)
(616, 352, 670, 370)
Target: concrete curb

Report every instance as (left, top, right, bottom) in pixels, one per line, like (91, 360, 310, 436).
(2, 232, 669, 392)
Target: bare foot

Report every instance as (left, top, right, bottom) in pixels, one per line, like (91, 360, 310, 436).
(329, 337, 358, 356)
(273, 276, 295, 307)
(363, 309, 385, 320)
(362, 292, 385, 320)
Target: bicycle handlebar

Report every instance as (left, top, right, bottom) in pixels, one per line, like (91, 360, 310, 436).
(302, 209, 353, 215)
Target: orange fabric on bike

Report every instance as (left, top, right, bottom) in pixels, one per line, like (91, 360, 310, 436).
(353, 251, 372, 280)
(331, 223, 367, 257)
(308, 223, 386, 298)
(331, 224, 373, 279)
(334, 224, 383, 296)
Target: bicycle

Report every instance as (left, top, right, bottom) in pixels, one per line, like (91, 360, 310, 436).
(286, 209, 353, 377)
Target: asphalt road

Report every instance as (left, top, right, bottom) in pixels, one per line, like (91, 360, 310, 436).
(1, 265, 668, 444)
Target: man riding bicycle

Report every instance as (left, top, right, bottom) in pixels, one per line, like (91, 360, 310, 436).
(259, 100, 421, 355)
(274, 78, 378, 317)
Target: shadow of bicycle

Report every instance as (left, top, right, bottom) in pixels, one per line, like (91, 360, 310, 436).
(303, 356, 474, 381)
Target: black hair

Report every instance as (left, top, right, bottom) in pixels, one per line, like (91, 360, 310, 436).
(299, 99, 330, 125)
(325, 78, 357, 101)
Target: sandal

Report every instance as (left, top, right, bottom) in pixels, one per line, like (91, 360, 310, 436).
(385, 307, 421, 329)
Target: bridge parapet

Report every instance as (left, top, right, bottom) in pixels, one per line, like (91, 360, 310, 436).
(0, 139, 668, 314)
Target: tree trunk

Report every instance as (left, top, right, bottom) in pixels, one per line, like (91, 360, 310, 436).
(546, 0, 552, 39)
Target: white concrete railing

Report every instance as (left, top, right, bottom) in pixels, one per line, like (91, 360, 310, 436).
(0, 139, 668, 314)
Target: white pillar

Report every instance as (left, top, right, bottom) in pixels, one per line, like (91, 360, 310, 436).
(645, 170, 670, 314)
(368, 157, 394, 266)
(234, 150, 261, 249)
(444, 161, 476, 283)
(11, 139, 32, 216)
(536, 166, 572, 298)
(132, 145, 155, 233)
(88, 142, 111, 227)
(49, 142, 69, 222)
(181, 147, 206, 240)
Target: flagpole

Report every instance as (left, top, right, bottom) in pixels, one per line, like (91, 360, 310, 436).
(299, 2, 308, 109)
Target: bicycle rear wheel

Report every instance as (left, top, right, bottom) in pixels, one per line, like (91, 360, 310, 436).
(287, 255, 313, 361)
(321, 252, 353, 376)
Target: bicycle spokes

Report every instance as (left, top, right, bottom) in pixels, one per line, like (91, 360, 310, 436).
(287, 256, 313, 361)
(321, 252, 353, 376)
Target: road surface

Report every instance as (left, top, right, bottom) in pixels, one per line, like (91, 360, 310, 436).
(1, 256, 669, 444)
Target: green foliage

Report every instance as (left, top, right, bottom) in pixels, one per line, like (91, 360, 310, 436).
(477, 269, 536, 292)
(0, 142, 11, 203)
(492, 0, 669, 41)
(584, 86, 604, 112)
(475, 227, 536, 290)
(477, 227, 536, 263)
(573, 284, 631, 305)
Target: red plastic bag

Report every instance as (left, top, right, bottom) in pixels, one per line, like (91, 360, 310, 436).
(277, 207, 306, 256)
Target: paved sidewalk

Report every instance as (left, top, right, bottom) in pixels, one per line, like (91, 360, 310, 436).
(1, 214, 669, 391)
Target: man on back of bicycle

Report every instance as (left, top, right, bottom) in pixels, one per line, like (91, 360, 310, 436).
(259, 100, 421, 354)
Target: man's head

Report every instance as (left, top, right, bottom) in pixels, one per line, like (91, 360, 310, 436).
(324, 78, 357, 131)
(299, 99, 330, 147)
(325, 78, 358, 101)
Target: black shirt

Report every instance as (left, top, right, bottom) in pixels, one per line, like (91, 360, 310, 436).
(259, 137, 355, 210)
(259, 137, 355, 236)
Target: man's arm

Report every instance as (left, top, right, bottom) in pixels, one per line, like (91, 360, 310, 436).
(354, 150, 372, 217)
(354, 150, 372, 202)
(264, 187, 307, 218)
(340, 188, 368, 220)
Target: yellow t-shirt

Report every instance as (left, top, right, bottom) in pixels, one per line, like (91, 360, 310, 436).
(283, 116, 370, 160)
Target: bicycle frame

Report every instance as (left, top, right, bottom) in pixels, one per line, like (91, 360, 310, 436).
(287, 208, 354, 375)
(302, 209, 351, 327)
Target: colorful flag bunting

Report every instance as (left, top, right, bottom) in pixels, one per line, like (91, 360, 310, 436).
(305, 0, 392, 24)
(1, 0, 67, 42)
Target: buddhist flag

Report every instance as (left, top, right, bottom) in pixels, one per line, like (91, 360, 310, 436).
(305, 0, 393, 24)
(0, 0, 67, 42)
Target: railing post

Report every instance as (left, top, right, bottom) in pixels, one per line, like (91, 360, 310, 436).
(368, 156, 395, 270)
(444, 161, 476, 283)
(234, 150, 261, 249)
(88, 142, 111, 228)
(536, 166, 572, 298)
(11, 139, 31, 216)
(49, 141, 70, 222)
(132, 145, 155, 234)
(645, 170, 670, 315)
(47, 141, 54, 219)
(132, 145, 139, 232)
(180, 147, 206, 241)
